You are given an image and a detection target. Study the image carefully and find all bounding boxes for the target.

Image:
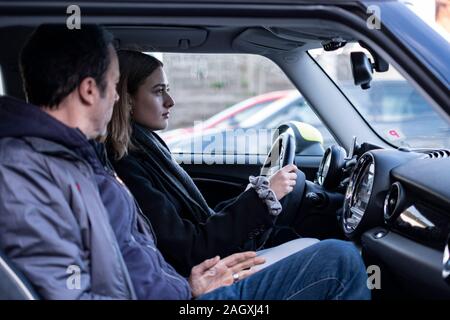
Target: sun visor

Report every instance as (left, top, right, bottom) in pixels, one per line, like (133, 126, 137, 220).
(109, 27, 208, 51)
(232, 28, 303, 54)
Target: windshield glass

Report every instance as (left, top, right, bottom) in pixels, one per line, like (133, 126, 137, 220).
(401, 0, 450, 41)
(310, 44, 450, 149)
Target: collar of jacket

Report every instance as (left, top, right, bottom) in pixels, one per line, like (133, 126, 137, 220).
(23, 136, 83, 157)
(22, 136, 104, 175)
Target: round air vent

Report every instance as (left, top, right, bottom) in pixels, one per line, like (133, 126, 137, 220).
(342, 153, 376, 237)
(383, 182, 406, 223)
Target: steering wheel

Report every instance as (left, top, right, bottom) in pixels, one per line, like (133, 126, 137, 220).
(259, 123, 307, 230)
(260, 130, 296, 176)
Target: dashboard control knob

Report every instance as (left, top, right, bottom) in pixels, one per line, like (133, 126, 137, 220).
(305, 192, 326, 207)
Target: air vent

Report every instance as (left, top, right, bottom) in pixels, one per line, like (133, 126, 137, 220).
(425, 149, 450, 159)
(384, 182, 405, 223)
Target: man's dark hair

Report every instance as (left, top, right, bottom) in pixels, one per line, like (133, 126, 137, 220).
(20, 24, 114, 108)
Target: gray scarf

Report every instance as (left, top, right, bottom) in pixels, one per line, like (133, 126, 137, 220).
(132, 123, 214, 221)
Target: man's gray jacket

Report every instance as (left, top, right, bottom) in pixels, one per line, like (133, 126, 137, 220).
(0, 96, 136, 299)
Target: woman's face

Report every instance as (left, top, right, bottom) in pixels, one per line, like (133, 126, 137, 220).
(131, 66, 175, 130)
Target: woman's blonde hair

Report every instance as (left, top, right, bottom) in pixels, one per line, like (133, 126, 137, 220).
(107, 50, 163, 160)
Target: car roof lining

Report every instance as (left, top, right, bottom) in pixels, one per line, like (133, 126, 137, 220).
(110, 23, 354, 54)
(0, 21, 354, 57)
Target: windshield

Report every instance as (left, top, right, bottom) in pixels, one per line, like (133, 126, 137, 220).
(402, 0, 450, 41)
(310, 44, 450, 149)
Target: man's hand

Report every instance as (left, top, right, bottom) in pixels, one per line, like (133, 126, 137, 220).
(189, 251, 266, 298)
(269, 164, 298, 200)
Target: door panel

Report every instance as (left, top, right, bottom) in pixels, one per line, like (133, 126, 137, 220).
(179, 154, 322, 207)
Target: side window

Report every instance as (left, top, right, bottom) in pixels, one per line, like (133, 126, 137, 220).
(159, 53, 335, 161)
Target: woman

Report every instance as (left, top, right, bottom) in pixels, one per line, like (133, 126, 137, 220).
(107, 50, 317, 276)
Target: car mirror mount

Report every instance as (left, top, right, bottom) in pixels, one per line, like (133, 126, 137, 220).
(359, 41, 389, 73)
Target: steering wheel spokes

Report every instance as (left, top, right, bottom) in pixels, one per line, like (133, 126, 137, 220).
(260, 130, 295, 176)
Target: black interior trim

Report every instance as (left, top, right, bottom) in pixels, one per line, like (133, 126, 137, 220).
(362, 227, 450, 299)
(391, 157, 450, 210)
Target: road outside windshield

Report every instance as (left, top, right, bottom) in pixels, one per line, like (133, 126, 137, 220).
(310, 48, 450, 149)
(310, 1, 450, 149)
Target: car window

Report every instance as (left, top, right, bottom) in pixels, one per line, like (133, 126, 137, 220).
(230, 100, 275, 127)
(310, 44, 450, 149)
(158, 53, 335, 159)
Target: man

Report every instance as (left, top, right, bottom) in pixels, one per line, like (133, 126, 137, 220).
(0, 24, 370, 300)
(0, 25, 135, 299)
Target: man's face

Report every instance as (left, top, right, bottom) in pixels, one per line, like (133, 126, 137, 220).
(92, 45, 120, 138)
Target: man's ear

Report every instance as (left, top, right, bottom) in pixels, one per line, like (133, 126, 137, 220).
(78, 77, 98, 106)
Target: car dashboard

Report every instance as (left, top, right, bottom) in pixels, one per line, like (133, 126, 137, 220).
(316, 143, 450, 298)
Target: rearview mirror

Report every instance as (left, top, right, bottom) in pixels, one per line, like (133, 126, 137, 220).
(350, 52, 374, 90)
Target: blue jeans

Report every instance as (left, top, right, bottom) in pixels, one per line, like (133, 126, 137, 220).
(199, 239, 371, 300)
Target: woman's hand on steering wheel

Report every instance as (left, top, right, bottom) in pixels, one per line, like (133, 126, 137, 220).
(268, 164, 298, 200)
